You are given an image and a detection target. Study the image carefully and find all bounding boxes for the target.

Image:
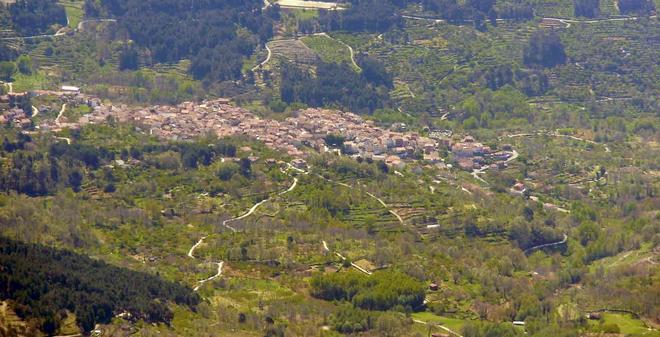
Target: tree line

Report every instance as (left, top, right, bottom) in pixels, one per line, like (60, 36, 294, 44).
(310, 270, 426, 311)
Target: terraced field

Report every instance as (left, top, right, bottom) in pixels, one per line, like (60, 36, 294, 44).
(269, 39, 319, 65)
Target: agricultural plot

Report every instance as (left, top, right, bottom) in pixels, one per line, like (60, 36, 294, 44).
(301, 34, 355, 68)
(268, 39, 319, 65)
(58, 0, 84, 29)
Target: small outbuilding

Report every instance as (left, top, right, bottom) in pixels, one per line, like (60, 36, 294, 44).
(61, 85, 80, 94)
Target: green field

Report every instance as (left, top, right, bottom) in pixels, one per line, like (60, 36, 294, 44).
(589, 313, 660, 337)
(301, 34, 358, 71)
(59, 0, 85, 28)
(411, 312, 468, 332)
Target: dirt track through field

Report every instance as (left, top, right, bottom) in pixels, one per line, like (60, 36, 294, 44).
(187, 162, 301, 291)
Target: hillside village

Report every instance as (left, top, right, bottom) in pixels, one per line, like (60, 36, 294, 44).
(3, 89, 518, 172)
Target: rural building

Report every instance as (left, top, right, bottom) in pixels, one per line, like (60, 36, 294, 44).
(61, 85, 81, 94)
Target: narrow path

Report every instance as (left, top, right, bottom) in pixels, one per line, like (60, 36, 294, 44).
(1, 81, 13, 93)
(314, 33, 361, 72)
(0, 19, 117, 41)
(321, 240, 372, 275)
(188, 236, 208, 258)
(187, 162, 301, 290)
(279, 176, 298, 195)
(55, 103, 66, 125)
(316, 173, 407, 228)
(365, 191, 404, 226)
(251, 43, 272, 72)
(222, 199, 269, 232)
(76, 19, 117, 31)
(193, 262, 223, 291)
(524, 233, 568, 253)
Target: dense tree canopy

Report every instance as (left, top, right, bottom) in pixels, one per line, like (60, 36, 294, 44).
(574, 0, 600, 18)
(523, 31, 567, 68)
(280, 60, 391, 114)
(617, 0, 655, 13)
(0, 237, 200, 334)
(85, 0, 275, 81)
(9, 0, 66, 36)
(310, 270, 426, 311)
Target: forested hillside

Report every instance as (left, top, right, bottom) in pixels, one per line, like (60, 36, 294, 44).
(84, 0, 277, 81)
(8, 0, 66, 36)
(0, 237, 200, 334)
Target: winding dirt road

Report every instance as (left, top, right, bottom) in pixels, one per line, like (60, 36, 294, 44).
(471, 150, 518, 184)
(524, 233, 568, 253)
(222, 199, 270, 232)
(321, 240, 372, 275)
(0, 19, 117, 41)
(315, 173, 406, 228)
(251, 43, 272, 72)
(365, 191, 404, 226)
(193, 262, 224, 291)
(186, 162, 300, 291)
(313, 33, 361, 72)
(55, 103, 66, 125)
